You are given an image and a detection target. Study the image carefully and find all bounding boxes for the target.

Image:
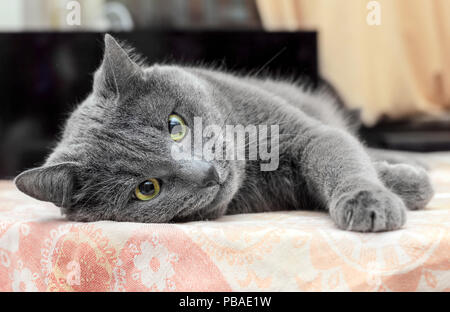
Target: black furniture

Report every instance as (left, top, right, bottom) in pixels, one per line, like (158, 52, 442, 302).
(0, 31, 318, 178)
(2, 31, 448, 180)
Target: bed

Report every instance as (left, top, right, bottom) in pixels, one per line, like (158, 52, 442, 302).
(0, 153, 449, 292)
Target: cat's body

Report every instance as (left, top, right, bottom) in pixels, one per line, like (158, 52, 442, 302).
(186, 69, 348, 217)
(15, 35, 434, 232)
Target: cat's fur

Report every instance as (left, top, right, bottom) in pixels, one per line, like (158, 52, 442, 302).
(14, 35, 434, 232)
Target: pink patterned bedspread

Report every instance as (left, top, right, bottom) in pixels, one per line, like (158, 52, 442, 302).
(0, 154, 449, 292)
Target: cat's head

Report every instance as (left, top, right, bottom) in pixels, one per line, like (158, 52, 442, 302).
(14, 34, 244, 223)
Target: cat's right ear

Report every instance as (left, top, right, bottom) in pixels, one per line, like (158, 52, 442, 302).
(93, 34, 142, 98)
(14, 162, 79, 208)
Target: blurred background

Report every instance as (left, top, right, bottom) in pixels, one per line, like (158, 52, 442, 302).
(0, 0, 449, 179)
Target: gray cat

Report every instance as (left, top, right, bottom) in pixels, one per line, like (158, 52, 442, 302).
(14, 35, 434, 232)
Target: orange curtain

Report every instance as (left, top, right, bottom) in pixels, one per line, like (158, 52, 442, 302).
(256, 0, 450, 125)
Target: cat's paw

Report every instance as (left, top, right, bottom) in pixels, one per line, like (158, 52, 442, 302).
(330, 186, 407, 232)
(375, 162, 434, 210)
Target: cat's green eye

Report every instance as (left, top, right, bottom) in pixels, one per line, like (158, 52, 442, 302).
(168, 114, 187, 141)
(135, 178, 160, 201)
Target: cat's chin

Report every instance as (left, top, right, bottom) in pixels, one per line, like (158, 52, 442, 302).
(172, 164, 241, 222)
(174, 184, 222, 220)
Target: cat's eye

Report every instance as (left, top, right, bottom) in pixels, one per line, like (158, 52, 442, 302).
(135, 178, 160, 201)
(168, 114, 187, 141)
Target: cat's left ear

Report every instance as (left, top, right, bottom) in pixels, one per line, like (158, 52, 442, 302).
(94, 34, 143, 97)
(14, 162, 79, 208)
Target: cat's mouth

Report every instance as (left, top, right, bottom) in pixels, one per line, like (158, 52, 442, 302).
(174, 184, 222, 219)
(174, 163, 238, 220)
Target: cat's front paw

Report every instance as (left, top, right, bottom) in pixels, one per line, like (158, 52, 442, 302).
(330, 187, 407, 232)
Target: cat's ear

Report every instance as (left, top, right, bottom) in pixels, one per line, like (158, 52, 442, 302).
(94, 34, 142, 97)
(14, 162, 79, 207)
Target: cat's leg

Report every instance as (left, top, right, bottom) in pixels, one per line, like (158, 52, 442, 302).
(374, 161, 434, 210)
(297, 126, 407, 232)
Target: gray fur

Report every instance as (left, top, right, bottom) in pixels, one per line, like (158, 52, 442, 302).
(374, 161, 434, 211)
(14, 35, 434, 232)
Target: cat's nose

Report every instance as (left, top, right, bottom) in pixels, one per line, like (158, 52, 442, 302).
(201, 164, 220, 187)
(178, 160, 220, 187)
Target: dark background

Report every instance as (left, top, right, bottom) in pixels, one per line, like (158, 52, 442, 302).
(0, 31, 318, 179)
(1, 31, 449, 180)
